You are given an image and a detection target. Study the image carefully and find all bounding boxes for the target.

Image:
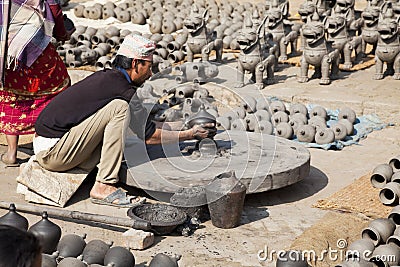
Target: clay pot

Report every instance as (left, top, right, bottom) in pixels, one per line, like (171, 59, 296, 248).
(308, 116, 327, 129)
(117, 10, 131, 23)
(150, 33, 163, 42)
(296, 125, 316, 143)
(361, 218, 396, 246)
(216, 116, 231, 130)
(387, 226, 400, 247)
(338, 107, 356, 124)
(149, 253, 180, 267)
(78, 27, 97, 42)
(289, 116, 306, 132)
(269, 101, 286, 114)
(346, 238, 375, 260)
(380, 182, 400, 205)
(162, 20, 177, 34)
(131, 12, 146, 24)
(175, 32, 188, 45)
(275, 122, 294, 139)
(256, 99, 269, 111)
(150, 19, 163, 34)
(389, 155, 400, 172)
(369, 243, 400, 266)
(241, 95, 257, 113)
(81, 240, 113, 265)
(167, 41, 181, 52)
(168, 50, 185, 63)
(176, 85, 194, 98)
(276, 250, 310, 266)
(104, 246, 135, 267)
(185, 103, 216, 129)
(231, 118, 247, 131)
(94, 43, 111, 57)
(206, 171, 247, 229)
(254, 120, 274, 134)
(41, 252, 59, 267)
(154, 48, 168, 59)
(310, 106, 328, 120)
(245, 113, 258, 131)
(392, 172, 400, 183)
(389, 206, 400, 225)
(102, 7, 115, 19)
(255, 109, 272, 122)
(315, 128, 335, 144)
(222, 36, 233, 49)
(89, 6, 103, 20)
(28, 212, 61, 254)
(193, 88, 209, 99)
(371, 164, 393, 189)
(230, 39, 240, 50)
(57, 234, 87, 258)
(272, 111, 289, 126)
(231, 107, 246, 119)
(119, 29, 132, 38)
(0, 203, 29, 231)
(338, 119, 354, 135)
(106, 36, 120, 48)
(104, 26, 119, 39)
(58, 257, 86, 267)
(102, 2, 115, 10)
(289, 103, 308, 116)
(331, 122, 348, 141)
(74, 4, 85, 17)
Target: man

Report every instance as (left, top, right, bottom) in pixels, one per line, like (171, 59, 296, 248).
(34, 34, 215, 207)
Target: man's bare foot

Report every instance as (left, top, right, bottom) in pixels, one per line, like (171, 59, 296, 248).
(89, 181, 120, 200)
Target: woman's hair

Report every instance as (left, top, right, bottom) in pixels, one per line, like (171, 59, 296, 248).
(0, 225, 41, 267)
(112, 55, 146, 69)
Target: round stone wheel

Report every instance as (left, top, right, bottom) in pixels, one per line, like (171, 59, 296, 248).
(123, 131, 310, 194)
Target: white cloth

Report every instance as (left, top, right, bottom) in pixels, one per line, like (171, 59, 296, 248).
(33, 135, 60, 155)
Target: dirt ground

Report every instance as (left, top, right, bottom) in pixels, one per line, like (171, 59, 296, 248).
(1, 0, 398, 266)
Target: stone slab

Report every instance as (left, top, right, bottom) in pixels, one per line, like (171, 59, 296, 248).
(122, 131, 310, 194)
(16, 157, 88, 207)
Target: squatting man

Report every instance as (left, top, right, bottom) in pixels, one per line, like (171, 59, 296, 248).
(33, 34, 216, 207)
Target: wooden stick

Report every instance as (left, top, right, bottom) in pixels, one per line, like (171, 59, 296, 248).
(0, 201, 151, 231)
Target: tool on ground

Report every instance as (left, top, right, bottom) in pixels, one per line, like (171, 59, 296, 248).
(0, 201, 151, 231)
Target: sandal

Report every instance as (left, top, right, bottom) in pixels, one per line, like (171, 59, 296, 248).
(0, 153, 20, 167)
(90, 188, 146, 208)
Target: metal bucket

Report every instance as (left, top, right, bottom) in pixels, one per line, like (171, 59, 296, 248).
(205, 171, 246, 229)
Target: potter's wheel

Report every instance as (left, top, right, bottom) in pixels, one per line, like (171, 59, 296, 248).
(122, 130, 310, 194)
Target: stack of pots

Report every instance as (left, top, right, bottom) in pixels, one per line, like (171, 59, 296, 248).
(216, 98, 357, 146)
(371, 155, 400, 205)
(336, 205, 400, 266)
(135, 82, 218, 124)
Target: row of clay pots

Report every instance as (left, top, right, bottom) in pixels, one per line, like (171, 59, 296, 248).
(336, 205, 400, 266)
(216, 98, 357, 145)
(370, 155, 400, 205)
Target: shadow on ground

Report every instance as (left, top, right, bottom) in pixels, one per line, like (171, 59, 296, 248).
(245, 166, 328, 207)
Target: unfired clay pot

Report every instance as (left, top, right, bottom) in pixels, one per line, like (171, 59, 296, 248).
(389, 155, 400, 172)
(338, 107, 357, 124)
(269, 101, 286, 114)
(346, 238, 375, 260)
(254, 120, 274, 135)
(361, 218, 396, 246)
(308, 116, 327, 129)
(371, 164, 393, 189)
(255, 109, 272, 122)
(310, 106, 328, 120)
(275, 122, 294, 139)
(315, 128, 335, 144)
(331, 122, 348, 141)
(380, 182, 400, 205)
(289, 103, 308, 116)
(296, 125, 316, 143)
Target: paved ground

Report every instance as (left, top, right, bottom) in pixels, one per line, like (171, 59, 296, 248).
(1, 1, 400, 266)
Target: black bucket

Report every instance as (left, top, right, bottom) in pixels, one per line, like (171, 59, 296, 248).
(205, 171, 246, 229)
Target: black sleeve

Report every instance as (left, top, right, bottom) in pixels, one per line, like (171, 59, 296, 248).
(128, 93, 156, 140)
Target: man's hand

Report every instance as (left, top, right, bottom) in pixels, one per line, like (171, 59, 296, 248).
(191, 123, 217, 140)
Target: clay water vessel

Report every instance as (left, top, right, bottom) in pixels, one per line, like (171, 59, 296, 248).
(58, 257, 86, 267)
(57, 233, 87, 258)
(28, 211, 61, 254)
(41, 252, 59, 267)
(205, 171, 247, 229)
(81, 239, 113, 265)
(186, 104, 216, 129)
(0, 203, 29, 230)
(149, 253, 180, 267)
(103, 246, 135, 267)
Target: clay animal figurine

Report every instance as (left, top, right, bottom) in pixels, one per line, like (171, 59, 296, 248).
(298, 12, 340, 84)
(324, 8, 363, 70)
(264, 0, 300, 61)
(359, 1, 381, 57)
(234, 16, 276, 89)
(183, 4, 223, 62)
(374, 3, 400, 80)
(174, 61, 219, 84)
(298, 0, 334, 23)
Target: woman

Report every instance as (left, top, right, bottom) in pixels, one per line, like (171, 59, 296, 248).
(0, 0, 73, 166)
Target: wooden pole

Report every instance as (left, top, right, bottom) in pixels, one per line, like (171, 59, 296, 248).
(0, 201, 151, 231)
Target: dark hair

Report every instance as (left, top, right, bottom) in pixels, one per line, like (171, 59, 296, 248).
(0, 225, 41, 267)
(112, 55, 147, 69)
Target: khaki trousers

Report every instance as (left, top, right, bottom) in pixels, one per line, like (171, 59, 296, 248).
(36, 99, 128, 184)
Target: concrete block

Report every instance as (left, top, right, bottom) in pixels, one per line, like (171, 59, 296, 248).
(122, 228, 154, 250)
